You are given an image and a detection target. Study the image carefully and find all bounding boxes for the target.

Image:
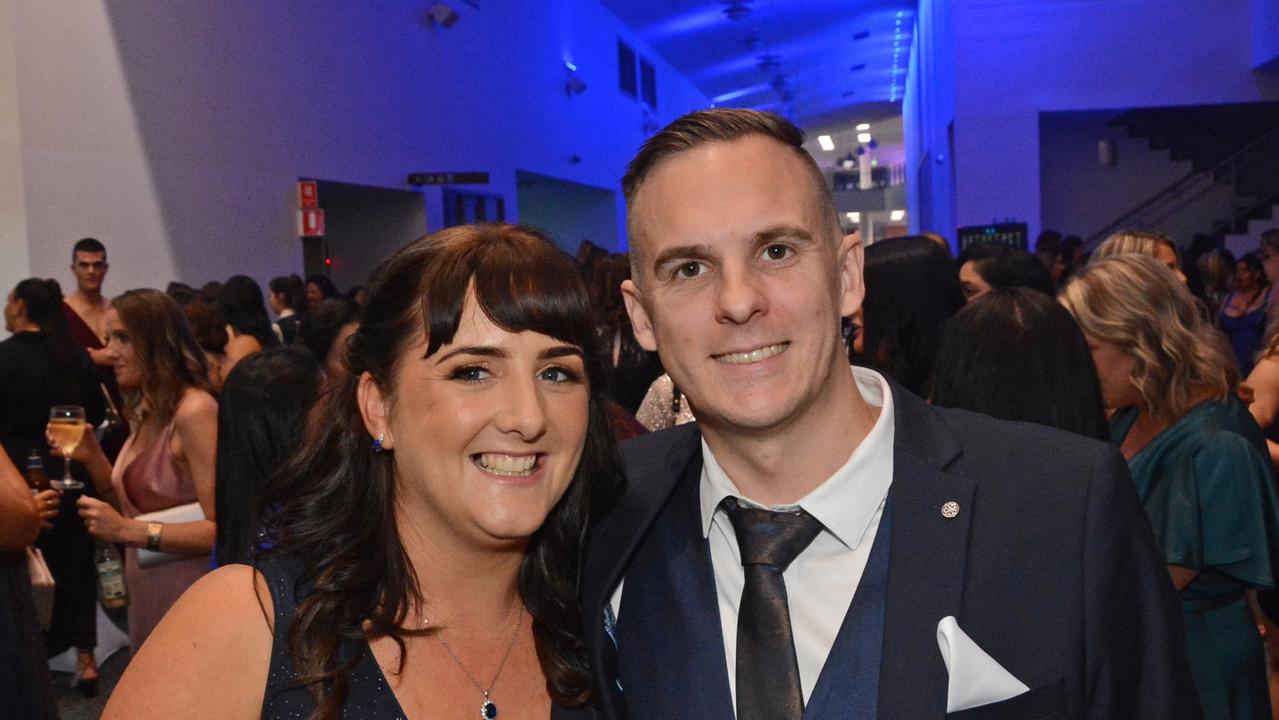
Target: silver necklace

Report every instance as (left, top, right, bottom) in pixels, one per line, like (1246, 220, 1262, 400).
(432, 605, 524, 719)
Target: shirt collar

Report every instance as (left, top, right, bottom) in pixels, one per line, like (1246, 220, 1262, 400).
(699, 365, 896, 550)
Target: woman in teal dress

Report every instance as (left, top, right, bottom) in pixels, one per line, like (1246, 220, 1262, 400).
(1062, 252, 1279, 720)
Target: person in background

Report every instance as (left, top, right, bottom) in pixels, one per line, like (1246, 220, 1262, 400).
(182, 298, 229, 393)
(0, 451, 61, 720)
(955, 243, 1055, 301)
(1061, 253, 1279, 720)
(850, 234, 965, 396)
(0, 278, 106, 695)
(55, 289, 218, 652)
(591, 253, 662, 416)
(346, 285, 368, 309)
(164, 282, 200, 308)
(1258, 228, 1279, 288)
(1090, 228, 1187, 284)
(297, 297, 360, 383)
(1196, 247, 1236, 318)
(921, 231, 952, 256)
(63, 238, 126, 460)
(104, 224, 619, 718)
(1218, 253, 1271, 375)
(213, 347, 322, 567)
(1034, 230, 1066, 286)
(267, 275, 306, 345)
(219, 275, 279, 380)
(304, 274, 339, 309)
(930, 287, 1109, 440)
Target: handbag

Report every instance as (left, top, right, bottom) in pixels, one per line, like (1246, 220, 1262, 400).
(26, 546, 55, 630)
(135, 501, 205, 568)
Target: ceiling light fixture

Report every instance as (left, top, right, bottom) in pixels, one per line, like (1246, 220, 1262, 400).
(856, 123, 870, 131)
(818, 135, 835, 151)
(426, 2, 460, 27)
(857, 132, 872, 143)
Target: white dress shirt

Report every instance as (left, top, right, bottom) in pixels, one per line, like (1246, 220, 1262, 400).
(610, 366, 896, 709)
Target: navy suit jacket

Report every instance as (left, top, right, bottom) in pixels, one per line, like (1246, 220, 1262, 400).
(581, 380, 1201, 719)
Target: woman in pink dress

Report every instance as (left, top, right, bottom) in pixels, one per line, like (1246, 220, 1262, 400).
(54, 289, 217, 651)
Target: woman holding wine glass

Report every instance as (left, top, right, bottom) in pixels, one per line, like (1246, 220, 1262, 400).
(0, 277, 106, 695)
(53, 288, 218, 652)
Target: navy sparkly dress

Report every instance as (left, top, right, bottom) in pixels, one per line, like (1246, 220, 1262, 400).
(255, 553, 597, 719)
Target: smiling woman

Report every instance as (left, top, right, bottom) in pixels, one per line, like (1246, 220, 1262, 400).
(102, 225, 620, 719)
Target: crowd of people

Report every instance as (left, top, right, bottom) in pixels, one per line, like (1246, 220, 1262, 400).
(2, 108, 1279, 719)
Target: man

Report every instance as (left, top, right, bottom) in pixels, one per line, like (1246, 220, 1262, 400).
(956, 243, 1055, 301)
(582, 109, 1199, 719)
(63, 238, 112, 367)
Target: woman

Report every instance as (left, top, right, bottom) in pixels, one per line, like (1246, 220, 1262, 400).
(930, 287, 1109, 440)
(1219, 253, 1271, 375)
(850, 235, 964, 396)
(1090, 228, 1187, 284)
(213, 346, 322, 567)
(268, 275, 306, 345)
(590, 253, 662, 415)
(104, 225, 619, 718)
(55, 289, 218, 651)
(0, 278, 106, 693)
(182, 298, 229, 393)
(1195, 247, 1235, 317)
(220, 275, 280, 380)
(1060, 253, 1279, 720)
(0, 451, 60, 719)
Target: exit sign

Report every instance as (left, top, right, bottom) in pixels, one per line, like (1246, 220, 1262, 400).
(407, 172, 490, 186)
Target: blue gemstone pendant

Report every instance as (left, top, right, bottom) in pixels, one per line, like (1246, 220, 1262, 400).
(481, 696, 498, 719)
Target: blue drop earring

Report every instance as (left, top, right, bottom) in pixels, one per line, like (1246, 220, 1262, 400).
(372, 432, 386, 453)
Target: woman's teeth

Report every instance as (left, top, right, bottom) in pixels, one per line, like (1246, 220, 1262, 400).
(476, 453, 537, 476)
(714, 343, 788, 365)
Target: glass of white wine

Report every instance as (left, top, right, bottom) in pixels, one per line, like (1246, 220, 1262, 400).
(48, 405, 87, 491)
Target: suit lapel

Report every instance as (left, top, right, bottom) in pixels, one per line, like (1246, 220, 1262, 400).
(583, 424, 705, 719)
(878, 384, 975, 719)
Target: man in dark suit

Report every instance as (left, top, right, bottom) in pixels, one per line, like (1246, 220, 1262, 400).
(582, 109, 1200, 719)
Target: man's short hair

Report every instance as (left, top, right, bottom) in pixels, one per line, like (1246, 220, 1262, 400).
(622, 109, 840, 270)
(72, 237, 106, 261)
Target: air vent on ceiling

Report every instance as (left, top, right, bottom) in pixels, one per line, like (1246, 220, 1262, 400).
(854, 30, 870, 41)
(850, 63, 866, 72)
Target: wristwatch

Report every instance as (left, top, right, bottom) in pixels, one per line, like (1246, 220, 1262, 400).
(146, 522, 163, 552)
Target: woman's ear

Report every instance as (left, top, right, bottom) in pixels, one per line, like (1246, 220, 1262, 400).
(356, 371, 393, 450)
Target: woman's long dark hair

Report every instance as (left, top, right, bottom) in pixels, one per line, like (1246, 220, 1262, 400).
(852, 235, 965, 395)
(260, 224, 621, 719)
(269, 275, 307, 314)
(930, 287, 1110, 440)
(12, 278, 80, 403)
(220, 275, 279, 349)
(214, 346, 322, 567)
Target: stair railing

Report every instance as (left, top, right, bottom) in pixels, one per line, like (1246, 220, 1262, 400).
(1085, 124, 1279, 248)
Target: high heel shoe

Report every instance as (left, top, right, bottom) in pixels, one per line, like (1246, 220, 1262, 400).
(72, 654, 99, 698)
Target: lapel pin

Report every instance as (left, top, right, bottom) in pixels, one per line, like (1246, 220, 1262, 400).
(941, 501, 960, 519)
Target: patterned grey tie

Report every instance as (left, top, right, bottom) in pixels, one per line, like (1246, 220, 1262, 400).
(723, 498, 825, 720)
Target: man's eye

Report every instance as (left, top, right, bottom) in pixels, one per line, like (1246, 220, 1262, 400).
(676, 262, 705, 278)
(765, 245, 792, 261)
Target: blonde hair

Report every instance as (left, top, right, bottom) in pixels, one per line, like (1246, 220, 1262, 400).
(1059, 253, 1236, 421)
(1090, 229, 1179, 266)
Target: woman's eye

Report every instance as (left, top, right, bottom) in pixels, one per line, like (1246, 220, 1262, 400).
(540, 366, 581, 383)
(763, 244, 792, 261)
(451, 366, 490, 382)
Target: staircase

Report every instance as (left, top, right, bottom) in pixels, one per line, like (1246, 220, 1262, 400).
(1085, 101, 1279, 250)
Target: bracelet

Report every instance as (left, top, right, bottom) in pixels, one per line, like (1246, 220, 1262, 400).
(146, 522, 163, 552)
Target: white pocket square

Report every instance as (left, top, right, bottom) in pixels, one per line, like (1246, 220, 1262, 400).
(936, 616, 1030, 713)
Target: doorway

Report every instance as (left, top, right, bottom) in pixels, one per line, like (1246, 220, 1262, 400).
(516, 170, 619, 252)
(300, 179, 427, 294)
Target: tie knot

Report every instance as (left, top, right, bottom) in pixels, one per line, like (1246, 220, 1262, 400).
(723, 499, 824, 571)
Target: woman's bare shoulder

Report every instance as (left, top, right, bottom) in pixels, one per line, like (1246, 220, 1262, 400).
(103, 565, 275, 718)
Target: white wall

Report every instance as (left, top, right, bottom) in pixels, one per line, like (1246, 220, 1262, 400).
(4, 0, 708, 295)
(0, 0, 30, 316)
(952, 0, 1279, 244)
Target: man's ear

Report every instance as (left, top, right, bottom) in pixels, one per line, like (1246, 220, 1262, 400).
(837, 230, 865, 318)
(621, 279, 658, 352)
(356, 371, 394, 449)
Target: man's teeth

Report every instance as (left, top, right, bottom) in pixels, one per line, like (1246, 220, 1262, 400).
(476, 453, 537, 476)
(715, 343, 788, 365)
